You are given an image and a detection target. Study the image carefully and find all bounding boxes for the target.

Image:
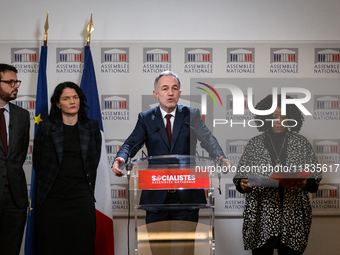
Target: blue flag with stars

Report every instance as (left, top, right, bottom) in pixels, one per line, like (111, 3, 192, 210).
(24, 45, 48, 255)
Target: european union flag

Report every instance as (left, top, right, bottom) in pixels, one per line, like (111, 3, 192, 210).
(24, 45, 48, 255)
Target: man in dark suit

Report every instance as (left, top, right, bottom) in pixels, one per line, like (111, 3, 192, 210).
(112, 71, 231, 224)
(0, 64, 30, 255)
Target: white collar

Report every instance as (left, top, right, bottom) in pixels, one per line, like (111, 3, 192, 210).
(0, 103, 10, 112)
(159, 106, 176, 119)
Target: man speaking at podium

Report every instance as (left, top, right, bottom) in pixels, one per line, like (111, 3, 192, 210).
(112, 70, 231, 223)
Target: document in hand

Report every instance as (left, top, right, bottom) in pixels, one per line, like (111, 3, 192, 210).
(248, 173, 279, 188)
(268, 171, 314, 189)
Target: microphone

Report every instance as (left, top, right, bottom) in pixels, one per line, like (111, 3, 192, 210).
(185, 122, 220, 159)
(185, 122, 223, 195)
(128, 127, 160, 160)
(126, 127, 160, 176)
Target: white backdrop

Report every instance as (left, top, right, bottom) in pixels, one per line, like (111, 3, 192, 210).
(2, 40, 339, 215)
(1, 40, 339, 254)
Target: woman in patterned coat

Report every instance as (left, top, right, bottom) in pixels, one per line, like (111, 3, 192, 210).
(233, 94, 322, 255)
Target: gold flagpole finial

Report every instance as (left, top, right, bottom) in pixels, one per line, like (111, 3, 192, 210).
(43, 12, 49, 46)
(86, 14, 94, 46)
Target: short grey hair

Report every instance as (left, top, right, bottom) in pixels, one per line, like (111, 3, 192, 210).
(153, 71, 181, 91)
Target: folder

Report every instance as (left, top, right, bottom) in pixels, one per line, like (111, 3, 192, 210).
(269, 171, 314, 189)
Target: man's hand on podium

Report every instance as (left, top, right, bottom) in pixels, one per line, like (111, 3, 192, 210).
(112, 157, 125, 177)
(220, 156, 233, 174)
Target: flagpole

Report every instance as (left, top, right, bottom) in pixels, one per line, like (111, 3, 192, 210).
(86, 13, 94, 47)
(43, 12, 49, 46)
(25, 12, 49, 255)
(80, 14, 115, 255)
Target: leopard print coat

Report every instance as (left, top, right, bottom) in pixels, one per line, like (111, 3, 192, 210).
(233, 132, 322, 253)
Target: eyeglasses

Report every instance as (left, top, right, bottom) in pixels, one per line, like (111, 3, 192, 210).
(0, 80, 21, 87)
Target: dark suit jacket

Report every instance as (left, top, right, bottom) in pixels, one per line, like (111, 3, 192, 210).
(0, 103, 30, 208)
(33, 118, 101, 205)
(116, 105, 225, 205)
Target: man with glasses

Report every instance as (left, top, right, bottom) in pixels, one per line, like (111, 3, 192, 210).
(0, 64, 30, 255)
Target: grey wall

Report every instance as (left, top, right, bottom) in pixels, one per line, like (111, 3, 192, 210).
(1, 0, 340, 41)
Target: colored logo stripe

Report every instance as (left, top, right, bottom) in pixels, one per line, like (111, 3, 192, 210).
(196, 82, 223, 106)
(196, 87, 217, 105)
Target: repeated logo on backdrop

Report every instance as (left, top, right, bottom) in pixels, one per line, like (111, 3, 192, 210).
(11, 48, 39, 73)
(101, 95, 129, 121)
(311, 183, 340, 211)
(105, 139, 125, 166)
(184, 48, 213, 73)
(226, 48, 255, 74)
(111, 183, 129, 210)
(106, 138, 129, 212)
(101, 47, 129, 73)
(13, 95, 36, 121)
(55, 48, 84, 73)
(313, 95, 340, 120)
(224, 183, 245, 212)
(313, 139, 340, 166)
(270, 48, 298, 73)
(143, 48, 171, 73)
(225, 139, 249, 167)
(314, 48, 340, 73)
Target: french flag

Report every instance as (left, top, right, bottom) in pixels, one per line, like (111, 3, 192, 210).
(81, 45, 115, 255)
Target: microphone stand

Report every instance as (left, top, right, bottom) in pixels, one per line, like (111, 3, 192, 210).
(185, 122, 223, 195)
(124, 127, 160, 255)
(216, 160, 222, 195)
(125, 157, 132, 255)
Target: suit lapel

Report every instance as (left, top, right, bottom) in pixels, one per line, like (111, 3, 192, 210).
(171, 106, 184, 153)
(5, 104, 16, 156)
(51, 119, 64, 164)
(0, 136, 5, 155)
(153, 107, 170, 149)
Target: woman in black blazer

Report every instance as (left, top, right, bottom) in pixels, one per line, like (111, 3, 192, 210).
(33, 82, 101, 255)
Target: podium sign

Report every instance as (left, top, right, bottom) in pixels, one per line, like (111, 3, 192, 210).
(138, 169, 210, 190)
